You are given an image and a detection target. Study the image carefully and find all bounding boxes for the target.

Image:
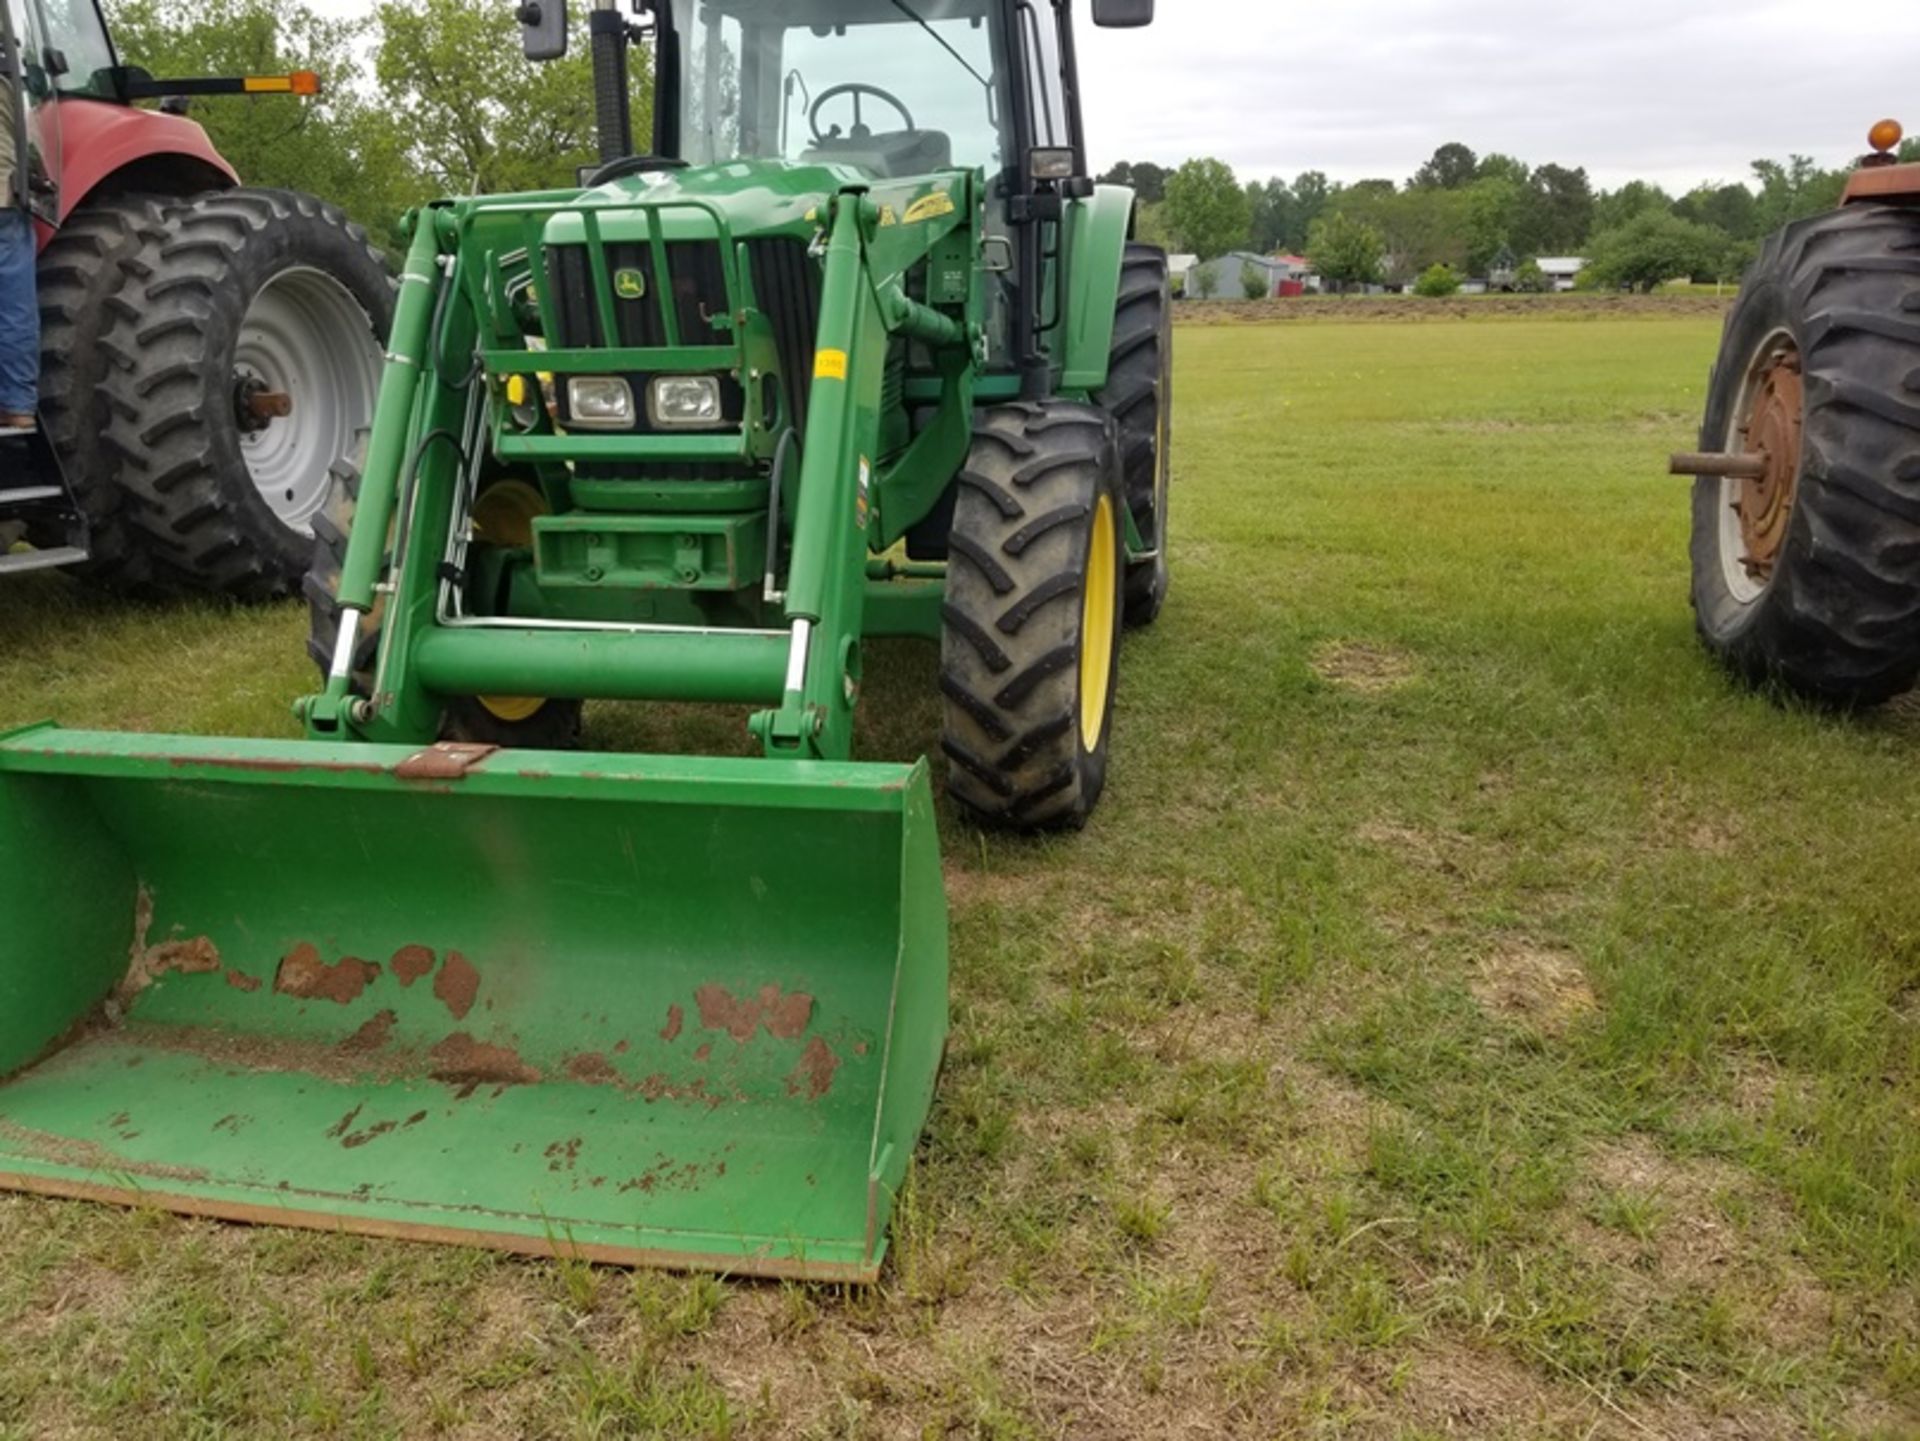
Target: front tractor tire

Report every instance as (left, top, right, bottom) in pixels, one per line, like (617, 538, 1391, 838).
(1095, 242, 1173, 627)
(98, 189, 392, 600)
(1689, 202, 1920, 705)
(305, 469, 584, 750)
(940, 404, 1125, 831)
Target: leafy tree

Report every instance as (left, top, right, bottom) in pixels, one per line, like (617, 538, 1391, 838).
(1247, 177, 1295, 253)
(1674, 182, 1759, 241)
(375, 0, 650, 197)
(1412, 141, 1478, 190)
(1306, 212, 1384, 291)
(1289, 170, 1331, 250)
(107, 0, 423, 245)
(1163, 157, 1250, 259)
(1475, 153, 1532, 188)
(1751, 155, 1846, 234)
(1584, 211, 1732, 292)
(1132, 202, 1175, 251)
(1191, 262, 1218, 300)
(1527, 163, 1594, 252)
(1098, 161, 1169, 204)
(1413, 263, 1460, 297)
(1513, 258, 1549, 293)
(1462, 175, 1523, 274)
(1241, 262, 1270, 300)
(1591, 180, 1673, 235)
(1335, 183, 1468, 285)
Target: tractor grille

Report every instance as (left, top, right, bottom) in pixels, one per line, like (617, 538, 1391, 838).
(548, 240, 730, 348)
(546, 237, 822, 479)
(744, 238, 823, 435)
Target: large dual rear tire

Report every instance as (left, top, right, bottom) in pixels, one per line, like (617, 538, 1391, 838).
(40, 188, 391, 600)
(940, 404, 1125, 831)
(1689, 202, 1920, 705)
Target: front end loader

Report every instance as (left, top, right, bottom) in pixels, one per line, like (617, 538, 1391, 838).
(0, 0, 1171, 1281)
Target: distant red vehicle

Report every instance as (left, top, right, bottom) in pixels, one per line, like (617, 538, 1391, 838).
(1, 0, 390, 593)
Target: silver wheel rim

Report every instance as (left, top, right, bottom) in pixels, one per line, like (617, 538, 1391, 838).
(234, 267, 381, 535)
(1716, 326, 1797, 607)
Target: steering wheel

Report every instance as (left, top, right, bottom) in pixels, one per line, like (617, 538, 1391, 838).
(809, 83, 916, 144)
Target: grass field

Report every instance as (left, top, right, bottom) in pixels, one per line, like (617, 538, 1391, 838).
(3, 312, 1918, 1439)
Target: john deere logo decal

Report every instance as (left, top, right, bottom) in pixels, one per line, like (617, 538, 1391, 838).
(613, 268, 647, 300)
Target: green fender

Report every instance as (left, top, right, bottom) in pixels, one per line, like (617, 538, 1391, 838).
(1059, 183, 1138, 393)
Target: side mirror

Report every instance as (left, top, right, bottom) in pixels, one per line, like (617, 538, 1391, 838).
(516, 0, 568, 61)
(1091, 0, 1153, 27)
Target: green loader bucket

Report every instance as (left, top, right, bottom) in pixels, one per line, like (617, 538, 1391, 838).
(0, 727, 947, 1281)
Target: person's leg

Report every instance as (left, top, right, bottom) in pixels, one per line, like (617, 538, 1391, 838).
(0, 209, 40, 424)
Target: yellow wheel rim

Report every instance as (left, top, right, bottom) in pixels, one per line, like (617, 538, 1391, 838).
(469, 480, 549, 724)
(1079, 493, 1118, 751)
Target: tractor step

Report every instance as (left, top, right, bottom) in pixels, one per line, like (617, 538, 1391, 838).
(0, 416, 88, 573)
(0, 546, 88, 575)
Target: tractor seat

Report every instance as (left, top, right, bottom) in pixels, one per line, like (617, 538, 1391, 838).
(800, 129, 952, 180)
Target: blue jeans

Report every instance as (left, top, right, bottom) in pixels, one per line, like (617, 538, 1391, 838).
(0, 208, 38, 416)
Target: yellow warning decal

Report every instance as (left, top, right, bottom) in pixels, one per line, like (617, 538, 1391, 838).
(902, 191, 956, 225)
(877, 204, 898, 228)
(815, 349, 849, 381)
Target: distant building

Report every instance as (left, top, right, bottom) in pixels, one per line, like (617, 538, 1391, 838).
(1190, 251, 1320, 299)
(1168, 254, 1199, 294)
(1535, 256, 1589, 292)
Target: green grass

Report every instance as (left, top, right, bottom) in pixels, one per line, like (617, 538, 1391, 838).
(3, 314, 1918, 1438)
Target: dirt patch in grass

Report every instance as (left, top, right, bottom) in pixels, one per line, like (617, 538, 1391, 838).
(1469, 940, 1597, 1034)
(1312, 640, 1417, 694)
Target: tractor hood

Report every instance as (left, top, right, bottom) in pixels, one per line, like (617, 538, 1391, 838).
(542, 156, 972, 249)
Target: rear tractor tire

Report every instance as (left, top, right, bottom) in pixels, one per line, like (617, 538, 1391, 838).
(304, 468, 584, 750)
(1688, 202, 1920, 705)
(35, 195, 172, 594)
(98, 188, 392, 600)
(1095, 241, 1173, 627)
(940, 403, 1125, 831)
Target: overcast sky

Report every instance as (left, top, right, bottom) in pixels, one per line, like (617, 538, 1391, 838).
(310, 0, 1919, 193)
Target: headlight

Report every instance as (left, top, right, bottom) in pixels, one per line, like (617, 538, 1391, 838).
(649, 376, 723, 428)
(566, 377, 634, 429)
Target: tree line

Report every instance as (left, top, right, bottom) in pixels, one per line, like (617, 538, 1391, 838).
(1105, 138, 1920, 295)
(105, 0, 652, 253)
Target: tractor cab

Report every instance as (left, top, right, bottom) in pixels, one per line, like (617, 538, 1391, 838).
(530, 0, 1151, 390)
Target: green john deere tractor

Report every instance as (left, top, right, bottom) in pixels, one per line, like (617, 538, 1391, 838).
(0, 0, 1170, 1281)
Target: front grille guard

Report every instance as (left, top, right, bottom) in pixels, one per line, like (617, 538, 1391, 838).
(454, 194, 767, 467)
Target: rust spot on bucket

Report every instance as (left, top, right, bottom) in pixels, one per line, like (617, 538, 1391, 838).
(275, 944, 380, 1005)
(340, 1010, 398, 1054)
(390, 945, 436, 987)
(694, 984, 814, 1043)
(693, 1043, 713, 1063)
(147, 938, 221, 977)
(786, 1037, 840, 1101)
(341, 1120, 397, 1150)
(326, 1103, 364, 1139)
(660, 1005, 684, 1042)
(545, 1138, 581, 1173)
(565, 1052, 620, 1086)
(225, 970, 261, 993)
(428, 1033, 538, 1088)
(433, 951, 480, 1021)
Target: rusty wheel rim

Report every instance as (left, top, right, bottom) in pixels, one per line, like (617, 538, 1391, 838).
(1718, 334, 1804, 604)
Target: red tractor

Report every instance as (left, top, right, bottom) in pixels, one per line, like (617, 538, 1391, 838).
(0, 0, 391, 595)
